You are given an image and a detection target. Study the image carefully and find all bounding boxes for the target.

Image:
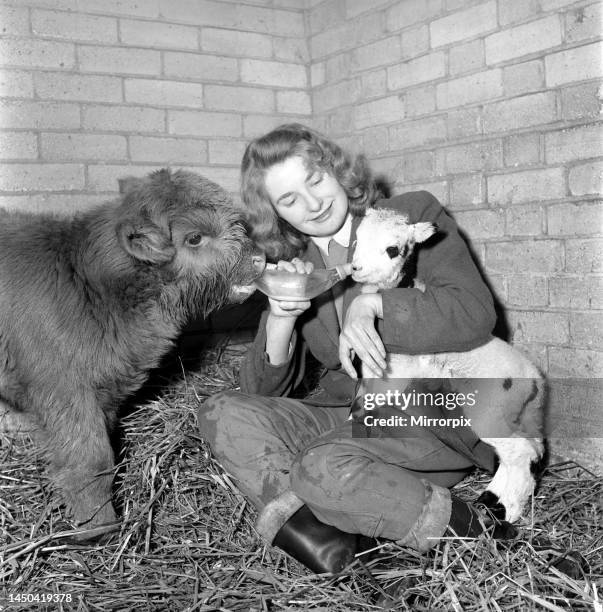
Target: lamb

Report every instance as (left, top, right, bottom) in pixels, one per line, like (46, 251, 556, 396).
(350, 207, 544, 523)
(0, 168, 265, 539)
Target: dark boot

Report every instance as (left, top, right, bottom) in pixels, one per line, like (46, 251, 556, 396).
(273, 505, 373, 574)
(448, 495, 518, 540)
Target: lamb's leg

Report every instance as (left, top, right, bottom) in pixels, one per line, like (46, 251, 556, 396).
(479, 437, 544, 522)
(461, 375, 545, 522)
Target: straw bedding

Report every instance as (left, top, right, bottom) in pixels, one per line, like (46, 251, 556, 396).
(0, 341, 601, 611)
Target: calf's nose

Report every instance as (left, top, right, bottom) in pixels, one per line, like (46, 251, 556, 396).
(252, 253, 266, 274)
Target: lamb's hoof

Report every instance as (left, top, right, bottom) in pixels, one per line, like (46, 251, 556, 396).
(491, 520, 518, 540)
(476, 491, 507, 521)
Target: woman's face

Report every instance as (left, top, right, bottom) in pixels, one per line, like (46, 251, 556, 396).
(263, 155, 349, 237)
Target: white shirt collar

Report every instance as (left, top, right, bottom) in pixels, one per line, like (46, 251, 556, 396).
(310, 213, 352, 255)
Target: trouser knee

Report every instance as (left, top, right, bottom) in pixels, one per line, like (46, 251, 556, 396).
(290, 443, 351, 507)
(197, 390, 243, 444)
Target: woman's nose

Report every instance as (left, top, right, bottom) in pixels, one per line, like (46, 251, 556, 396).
(306, 191, 322, 211)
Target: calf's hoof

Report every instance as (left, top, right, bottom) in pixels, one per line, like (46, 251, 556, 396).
(67, 521, 121, 545)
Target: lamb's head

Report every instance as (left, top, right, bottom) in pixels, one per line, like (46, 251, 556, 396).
(351, 208, 436, 290)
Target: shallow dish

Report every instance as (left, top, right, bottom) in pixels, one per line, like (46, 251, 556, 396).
(254, 265, 351, 301)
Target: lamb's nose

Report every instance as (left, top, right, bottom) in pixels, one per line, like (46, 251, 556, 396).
(352, 263, 361, 272)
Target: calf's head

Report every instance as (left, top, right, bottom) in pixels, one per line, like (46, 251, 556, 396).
(115, 169, 265, 315)
(351, 208, 435, 290)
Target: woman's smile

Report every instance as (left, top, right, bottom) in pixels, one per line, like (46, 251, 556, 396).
(309, 203, 332, 223)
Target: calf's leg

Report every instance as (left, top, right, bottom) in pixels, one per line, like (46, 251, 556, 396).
(39, 397, 118, 538)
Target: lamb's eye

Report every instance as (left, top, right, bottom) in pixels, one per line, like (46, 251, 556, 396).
(385, 246, 400, 258)
(186, 233, 203, 247)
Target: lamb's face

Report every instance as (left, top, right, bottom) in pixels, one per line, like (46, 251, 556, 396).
(351, 208, 435, 289)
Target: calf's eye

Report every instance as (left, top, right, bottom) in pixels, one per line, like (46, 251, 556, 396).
(385, 246, 400, 258)
(186, 233, 203, 247)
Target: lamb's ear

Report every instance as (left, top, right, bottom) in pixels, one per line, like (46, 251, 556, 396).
(411, 222, 437, 244)
(116, 219, 176, 264)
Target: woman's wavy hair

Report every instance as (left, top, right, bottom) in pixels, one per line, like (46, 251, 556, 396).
(241, 123, 381, 262)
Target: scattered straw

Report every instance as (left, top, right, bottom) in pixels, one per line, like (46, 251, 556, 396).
(0, 341, 601, 611)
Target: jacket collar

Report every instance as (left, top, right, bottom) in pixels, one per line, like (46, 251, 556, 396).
(302, 214, 364, 340)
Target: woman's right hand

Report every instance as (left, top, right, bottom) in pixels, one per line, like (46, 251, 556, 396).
(267, 258, 314, 319)
(265, 258, 313, 365)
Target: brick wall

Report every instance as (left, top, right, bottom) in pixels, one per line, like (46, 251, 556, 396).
(0, 0, 310, 214)
(1, 0, 601, 466)
(309, 0, 602, 468)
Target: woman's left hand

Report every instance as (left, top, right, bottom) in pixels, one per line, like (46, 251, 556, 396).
(339, 294, 387, 379)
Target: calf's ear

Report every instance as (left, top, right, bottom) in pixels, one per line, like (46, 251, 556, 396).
(116, 220, 176, 264)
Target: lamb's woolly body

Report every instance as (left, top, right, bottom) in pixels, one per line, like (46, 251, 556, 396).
(352, 207, 545, 523)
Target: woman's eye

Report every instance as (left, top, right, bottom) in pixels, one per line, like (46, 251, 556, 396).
(310, 172, 324, 186)
(281, 196, 296, 207)
(186, 233, 203, 246)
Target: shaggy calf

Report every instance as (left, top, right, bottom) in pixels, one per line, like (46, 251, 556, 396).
(0, 169, 264, 538)
(351, 208, 544, 523)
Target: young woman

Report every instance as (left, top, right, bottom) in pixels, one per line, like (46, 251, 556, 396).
(197, 123, 516, 574)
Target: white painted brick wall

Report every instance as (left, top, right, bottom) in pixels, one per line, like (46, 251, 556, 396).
(430, 1, 497, 48)
(485, 15, 563, 64)
(0, 0, 309, 211)
(79, 46, 161, 76)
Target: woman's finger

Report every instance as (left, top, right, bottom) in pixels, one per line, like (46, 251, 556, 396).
(276, 258, 313, 275)
(279, 299, 311, 311)
(338, 336, 358, 379)
(268, 297, 311, 318)
(363, 325, 387, 362)
(343, 321, 386, 367)
(344, 321, 387, 371)
(290, 258, 308, 274)
(276, 260, 297, 273)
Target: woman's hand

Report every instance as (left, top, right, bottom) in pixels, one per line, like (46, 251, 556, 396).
(267, 258, 314, 319)
(265, 258, 313, 365)
(339, 294, 386, 379)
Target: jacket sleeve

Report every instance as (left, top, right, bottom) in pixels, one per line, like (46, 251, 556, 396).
(239, 308, 307, 396)
(379, 192, 496, 354)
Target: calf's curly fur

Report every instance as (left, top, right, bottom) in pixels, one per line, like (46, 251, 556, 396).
(0, 169, 263, 538)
